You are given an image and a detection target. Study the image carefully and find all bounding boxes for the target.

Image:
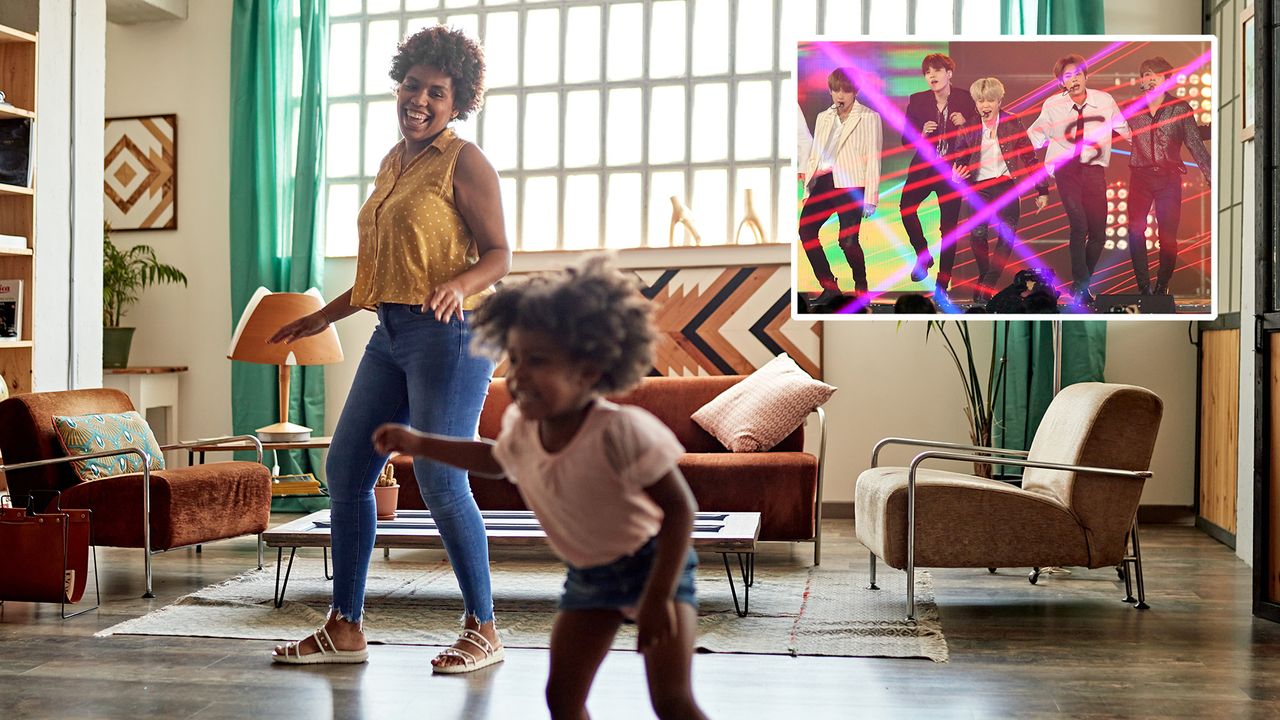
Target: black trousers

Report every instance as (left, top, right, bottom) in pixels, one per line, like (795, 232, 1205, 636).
(800, 173, 867, 292)
(900, 167, 963, 289)
(967, 176, 1022, 301)
(1053, 161, 1108, 295)
(1125, 168, 1183, 292)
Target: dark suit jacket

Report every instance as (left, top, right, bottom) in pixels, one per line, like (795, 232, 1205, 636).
(956, 110, 1049, 196)
(901, 88, 978, 177)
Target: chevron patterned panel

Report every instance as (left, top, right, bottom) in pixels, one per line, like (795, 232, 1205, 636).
(493, 264, 822, 380)
(635, 265, 822, 380)
(104, 114, 178, 231)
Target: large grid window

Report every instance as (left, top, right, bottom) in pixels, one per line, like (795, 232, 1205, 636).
(323, 0, 1002, 256)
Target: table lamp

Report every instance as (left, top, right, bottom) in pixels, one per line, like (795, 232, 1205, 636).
(228, 288, 342, 442)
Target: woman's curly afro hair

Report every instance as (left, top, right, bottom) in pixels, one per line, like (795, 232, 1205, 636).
(389, 25, 486, 121)
(470, 255, 656, 395)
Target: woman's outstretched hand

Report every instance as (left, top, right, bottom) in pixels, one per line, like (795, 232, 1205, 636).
(268, 311, 329, 344)
(373, 423, 423, 456)
(424, 281, 467, 322)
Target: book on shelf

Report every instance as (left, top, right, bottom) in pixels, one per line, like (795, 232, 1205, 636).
(0, 234, 26, 251)
(0, 118, 31, 188)
(0, 278, 21, 340)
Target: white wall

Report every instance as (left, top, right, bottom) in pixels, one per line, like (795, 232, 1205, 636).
(1106, 0, 1204, 35)
(104, 0, 233, 443)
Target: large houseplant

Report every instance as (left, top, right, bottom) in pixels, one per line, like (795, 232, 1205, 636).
(102, 223, 188, 368)
(924, 321, 1009, 478)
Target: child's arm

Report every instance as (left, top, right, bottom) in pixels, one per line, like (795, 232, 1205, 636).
(636, 467, 698, 650)
(372, 423, 505, 478)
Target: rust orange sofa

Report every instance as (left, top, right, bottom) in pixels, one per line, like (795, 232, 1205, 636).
(393, 376, 829, 563)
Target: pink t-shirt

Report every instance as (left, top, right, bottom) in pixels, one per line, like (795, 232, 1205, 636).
(491, 398, 685, 569)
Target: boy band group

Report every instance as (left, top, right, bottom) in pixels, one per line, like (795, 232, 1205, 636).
(799, 50, 1212, 311)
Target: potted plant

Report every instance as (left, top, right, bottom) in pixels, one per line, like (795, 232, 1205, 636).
(102, 223, 188, 368)
(374, 459, 399, 520)
(923, 321, 1008, 479)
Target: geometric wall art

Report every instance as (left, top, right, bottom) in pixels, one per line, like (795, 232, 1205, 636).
(493, 263, 823, 381)
(104, 114, 177, 231)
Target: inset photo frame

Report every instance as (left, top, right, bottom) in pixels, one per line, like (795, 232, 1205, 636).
(104, 114, 178, 231)
(794, 36, 1217, 320)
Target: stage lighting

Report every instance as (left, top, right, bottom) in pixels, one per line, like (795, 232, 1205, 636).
(1201, 99, 1212, 110)
(1177, 87, 1187, 97)
(1147, 239, 1155, 250)
(1189, 74, 1200, 85)
(1104, 239, 1115, 250)
(1108, 201, 1116, 212)
(1176, 73, 1188, 84)
(1200, 72, 1212, 85)
(1118, 201, 1128, 212)
(1117, 239, 1128, 250)
(1117, 227, 1128, 238)
(1147, 213, 1155, 223)
(1106, 188, 1116, 199)
(1189, 87, 1200, 98)
(1106, 227, 1116, 237)
(1200, 112, 1212, 124)
(1145, 227, 1154, 237)
(1107, 213, 1115, 224)
(1117, 188, 1128, 199)
(1203, 86, 1213, 98)
(1117, 214, 1127, 225)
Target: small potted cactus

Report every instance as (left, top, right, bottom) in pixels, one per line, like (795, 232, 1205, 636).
(373, 460, 399, 520)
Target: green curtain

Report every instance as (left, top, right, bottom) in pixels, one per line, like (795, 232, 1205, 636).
(229, 0, 329, 502)
(993, 0, 1108, 471)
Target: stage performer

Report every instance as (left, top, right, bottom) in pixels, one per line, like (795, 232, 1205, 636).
(1027, 53, 1131, 307)
(953, 77, 1049, 305)
(799, 67, 882, 304)
(1124, 56, 1212, 296)
(899, 52, 978, 303)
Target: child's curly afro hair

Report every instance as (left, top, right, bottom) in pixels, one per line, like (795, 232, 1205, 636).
(470, 255, 656, 395)
(389, 25, 486, 121)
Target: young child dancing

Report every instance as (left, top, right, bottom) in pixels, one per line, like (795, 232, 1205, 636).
(373, 256, 708, 720)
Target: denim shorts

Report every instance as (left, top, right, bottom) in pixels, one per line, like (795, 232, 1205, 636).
(560, 538, 698, 613)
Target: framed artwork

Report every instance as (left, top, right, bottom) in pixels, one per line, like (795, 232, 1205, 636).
(1241, 6, 1255, 141)
(104, 114, 178, 231)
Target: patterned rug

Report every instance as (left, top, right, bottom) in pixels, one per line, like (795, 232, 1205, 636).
(97, 552, 947, 661)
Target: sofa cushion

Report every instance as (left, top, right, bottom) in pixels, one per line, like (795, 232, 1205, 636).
(854, 466, 1091, 569)
(691, 354, 835, 452)
(60, 461, 272, 550)
(680, 452, 818, 541)
(52, 411, 165, 481)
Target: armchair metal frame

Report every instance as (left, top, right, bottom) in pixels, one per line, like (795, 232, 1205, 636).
(867, 437, 1151, 620)
(2, 435, 265, 598)
(812, 407, 827, 565)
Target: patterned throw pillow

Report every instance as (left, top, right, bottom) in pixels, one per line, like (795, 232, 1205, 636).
(52, 411, 166, 481)
(691, 353, 837, 452)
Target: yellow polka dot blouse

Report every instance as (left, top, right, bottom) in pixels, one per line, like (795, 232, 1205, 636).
(351, 128, 491, 311)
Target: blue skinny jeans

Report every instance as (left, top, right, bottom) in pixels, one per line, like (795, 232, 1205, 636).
(326, 303, 495, 624)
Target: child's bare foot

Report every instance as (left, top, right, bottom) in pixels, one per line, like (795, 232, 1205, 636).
(272, 611, 368, 664)
(432, 616, 505, 674)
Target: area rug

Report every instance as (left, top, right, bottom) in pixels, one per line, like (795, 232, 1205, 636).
(97, 554, 947, 661)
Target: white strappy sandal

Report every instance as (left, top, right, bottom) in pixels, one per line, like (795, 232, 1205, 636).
(272, 625, 369, 665)
(431, 627, 505, 674)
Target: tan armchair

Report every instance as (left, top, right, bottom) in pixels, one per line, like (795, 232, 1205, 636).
(855, 382, 1163, 619)
(0, 389, 272, 597)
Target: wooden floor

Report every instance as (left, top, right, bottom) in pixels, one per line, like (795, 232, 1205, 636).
(2, 517, 1277, 719)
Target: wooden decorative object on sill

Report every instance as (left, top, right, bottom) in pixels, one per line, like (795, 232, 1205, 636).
(735, 189, 767, 245)
(668, 196, 702, 247)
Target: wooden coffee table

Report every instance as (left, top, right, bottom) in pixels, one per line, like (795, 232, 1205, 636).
(263, 509, 761, 616)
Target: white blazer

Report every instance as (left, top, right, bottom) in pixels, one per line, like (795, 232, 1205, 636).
(802, 101, 883, 206)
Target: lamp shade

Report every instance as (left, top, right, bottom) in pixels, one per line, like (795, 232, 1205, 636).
(228, 288, 343, 365)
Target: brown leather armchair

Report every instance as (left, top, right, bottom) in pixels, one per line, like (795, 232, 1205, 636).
(0, 388, 272, 597)
(855, 382, 1163, 620)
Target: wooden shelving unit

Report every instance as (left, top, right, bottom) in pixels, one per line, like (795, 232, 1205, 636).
(0, 21, 36, 396)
